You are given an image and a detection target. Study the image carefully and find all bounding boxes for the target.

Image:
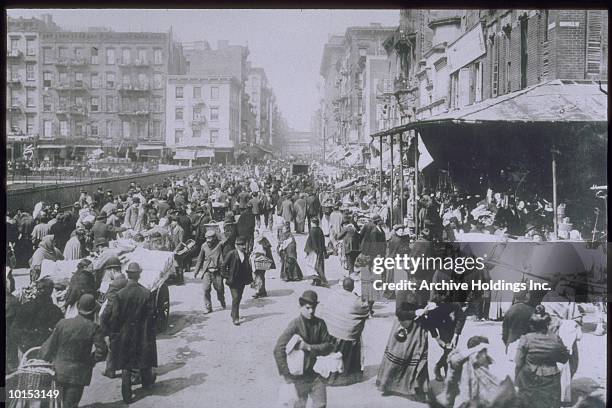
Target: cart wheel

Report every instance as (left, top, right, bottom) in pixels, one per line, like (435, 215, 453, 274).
(121, 369, 133, 403)
(155, 283, 170, 333)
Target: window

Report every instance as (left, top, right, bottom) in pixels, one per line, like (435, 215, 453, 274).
(193, 106, 202, 119)
(74, 47, 83, 59)
(91, 47, 99, 64)
(60, 120, 69, 137)
(211, 86, 219, 100)
(26, 89, 35, 107)
(59, 96, 68, 109)
(520, 17, 528, 89)
(10, 38, 19, 52)
(91, 97, 99, 112)
(122, 48, 130, 64)
(121, 97, 131, 112)
(122, 121, 130, 138)
(153, 73, 163, 89)
(75, 96, 83, 107)
(138, 97, 147, 111)
(152, 97, 162, 112)
(91, 73, 100, 89)
(175, 129, 184, 144)
(193, 128, 201, 138)
(151, 120, 160, 139)
(26, 64, 35, 81)
(474, 62, 483, 103)
(450, 72, 459, 109)
(106, 48, 115, 65)
(43, 120, 53, 137)
(75, 72, 84, 87)
(210, 107, 219, 121)
(543, 11, 549, 42)
(106, 96, 115, 112)
(26, 115, 35, 134)
(154, 49, 162, 64)
(26, 39, 35, 56)
(58, 47, 68, 60)
(175, 107, 184, 120)
(106, 120, 114, 138)
(491, 37, 499, 97)
(176, 86, 184, 99)
(210, 129, 219, 144)
(9, 65, 19, 81)
(193, 86, 201, 98)
(43, 71, 53, 87)
(137, 73, 147, 88)
(138, 49, 147, 63)
(106, 72, 115, 89)
(91, 122, 98, 136)
(137, 122, 146, 139)
(75, 121, 83, 137)
(59, 72, 68, 85)
(43, 47, 53, 63)
(43, 96, 52, 112)
(122, 74, 130, 87)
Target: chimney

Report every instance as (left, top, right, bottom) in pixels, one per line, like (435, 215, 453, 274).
(217, 40, 229, 50)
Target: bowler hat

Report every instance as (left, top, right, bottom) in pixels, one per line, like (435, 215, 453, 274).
(371, 214, 382, 223)
(96, 211, 108, 221)
(94, 237, 107, 247)
(109, 275, 128, 291)
(126, 262, 142, 276)
(299, 290, 319, 306)
(205, 229, 217, 238)
(104, 256, 122, 269)
(236, 236, 247, 245)
(78, 294, 97, 315)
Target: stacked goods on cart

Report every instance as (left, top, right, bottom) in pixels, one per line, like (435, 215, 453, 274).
(120, 247, 174, 292)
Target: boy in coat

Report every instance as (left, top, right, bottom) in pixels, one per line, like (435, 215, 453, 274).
(222, 236, 254, 325)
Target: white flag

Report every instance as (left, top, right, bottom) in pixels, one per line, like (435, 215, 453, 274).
(417, 135, 433, 169)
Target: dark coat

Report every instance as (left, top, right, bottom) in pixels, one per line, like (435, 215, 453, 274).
(65, 270, 98, 307)
(40, 315, 107, 386)
(306, 194, 321, 217)
(502, 302, 535, 346)
(236, 212, 256, 239)
(305, 226, 326, 255)
(109, 280, 157, 370)
(222, 249, 254, 288)
(359, 222, 386, 259)
(337, 224, 361, 253)
(13, 296, 64, 352)
(91, 220, 123, 245)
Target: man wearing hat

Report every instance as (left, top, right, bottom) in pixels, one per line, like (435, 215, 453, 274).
(65, 259, 98, 316)
(328, 202, 344, 245)
(221, 236, 254, 325)
(100, 275, 128, 378)
(337, 214, 362, 277)
(92, 211, 127, 247)
(110, 262, 158, 403)
(279, 193, 295, 230)
(304, 217, 327, 286)
(194, 229, 226, 313)
(273, 290, 334, 408)
(40, 293, 107, 408)
(305, 190, 322, 233)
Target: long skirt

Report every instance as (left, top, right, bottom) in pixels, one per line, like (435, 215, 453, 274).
(516, 370, 561, 408)
(327, 337, 363, 386)
(359, 264, 383, 303)
(376, 319, 429, 400)
(280, 256, 303, 282)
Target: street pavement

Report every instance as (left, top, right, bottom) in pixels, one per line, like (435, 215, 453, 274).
(12, 228, 607, 408)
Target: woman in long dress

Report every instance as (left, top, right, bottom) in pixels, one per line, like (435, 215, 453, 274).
(376, 289, 433, 401)
(277, 223, 303, 282)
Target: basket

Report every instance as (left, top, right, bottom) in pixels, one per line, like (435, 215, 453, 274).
(254, 257, 273, 270)
(14, 347, 56, 390)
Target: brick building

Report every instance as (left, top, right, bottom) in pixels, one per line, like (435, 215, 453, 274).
(166, 75, 241, 164)
(34, 28, 185, 162)
(384, 9, 608, 124)
(246, 66, 274, 151)
(6, 14, 60, 162)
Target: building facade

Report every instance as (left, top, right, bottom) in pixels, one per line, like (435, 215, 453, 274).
(6, 14, 60, 162)
(246, 66, 274, 148)
(34, 29, 185, 161)
(166, 75, 241, 164)
(383, 9, 608, 125)
(319, 24, 396, 147)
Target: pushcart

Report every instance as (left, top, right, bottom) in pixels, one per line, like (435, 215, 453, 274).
(5, 347, 59, 408)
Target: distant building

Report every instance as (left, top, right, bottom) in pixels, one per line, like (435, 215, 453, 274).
(246, 65, 274, 149)
(282, 130, 317, 158)
(166, 75, 241, 164)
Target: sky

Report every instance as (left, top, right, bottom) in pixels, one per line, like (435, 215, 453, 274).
(8, 9, 400, 131)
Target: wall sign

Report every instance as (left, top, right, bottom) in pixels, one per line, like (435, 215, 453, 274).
(447, 24, 486, 73)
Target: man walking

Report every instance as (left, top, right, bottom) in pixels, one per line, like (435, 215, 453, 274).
(274, 290, 334, 408)
(304, 218, 327, 286)
(194, 230, 226, 313)
(110, 262, 158, 403)
(222, 236, 254, 325)
(41, 294, 108, 408)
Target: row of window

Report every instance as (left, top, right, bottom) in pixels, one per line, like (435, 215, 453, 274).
(41, 119, 162, 139)
(38, 95, 165, 113)
(174, 129, 218, 144)
(175, 85, 219, 100)
(8, 64, 37, 81)
(9, 37, 37, 56)
(41, 71, 165, 89)
(42, 47, 164, 65)
(175, 106, 218, 121)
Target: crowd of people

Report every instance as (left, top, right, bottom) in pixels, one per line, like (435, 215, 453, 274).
(5, 160, 604, 408)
